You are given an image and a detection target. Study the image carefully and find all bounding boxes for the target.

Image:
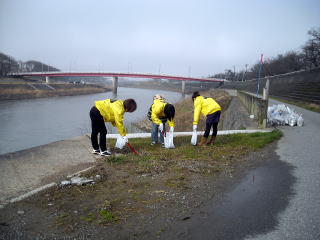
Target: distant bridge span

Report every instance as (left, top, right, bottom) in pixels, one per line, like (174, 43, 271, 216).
(10, 71, 226, 94)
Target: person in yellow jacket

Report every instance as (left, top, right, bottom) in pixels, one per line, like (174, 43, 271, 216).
(89, 98, 137, 156)
(192, 91, 221, 146)
(149, 94, 175, 146)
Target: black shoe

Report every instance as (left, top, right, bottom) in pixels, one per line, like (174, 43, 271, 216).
(100, 150, 112, 156)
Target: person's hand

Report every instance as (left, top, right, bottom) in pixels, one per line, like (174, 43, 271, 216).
(193, 125, 197, 131)
(170, 127, 174, 132)
(122, 136, 128, 143)
(159, 123, 164, 132)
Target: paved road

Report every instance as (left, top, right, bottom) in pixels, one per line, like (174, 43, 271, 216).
(160, 99, 320, 240)
(247, 99, 320, 240)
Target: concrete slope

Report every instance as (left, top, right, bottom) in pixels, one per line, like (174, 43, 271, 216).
(0, 136, 96, 204)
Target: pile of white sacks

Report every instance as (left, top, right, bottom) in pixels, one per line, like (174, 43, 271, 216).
(268, 104, 304, 127)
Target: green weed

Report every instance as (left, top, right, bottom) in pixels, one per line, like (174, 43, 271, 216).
(99, 209, 117, 223)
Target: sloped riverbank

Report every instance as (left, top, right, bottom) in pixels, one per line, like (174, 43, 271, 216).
(0, 78, 110, 100)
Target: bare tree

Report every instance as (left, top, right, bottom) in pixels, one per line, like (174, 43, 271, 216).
(302, 27, 320, 68)
(0, 53, 18, 76)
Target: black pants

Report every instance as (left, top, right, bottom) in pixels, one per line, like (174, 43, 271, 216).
(204, 111, 221, 138)
(90, 106, 107, 152)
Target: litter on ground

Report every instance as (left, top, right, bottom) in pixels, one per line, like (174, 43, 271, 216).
(267, 104, 304, 127)
(60, 176, 95, 186)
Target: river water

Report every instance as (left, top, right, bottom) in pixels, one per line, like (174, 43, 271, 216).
(0, 87, 183, 155)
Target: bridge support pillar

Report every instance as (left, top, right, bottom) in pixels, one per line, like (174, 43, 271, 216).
(112, 76, 118, 95)
(45, 76, 50, 84)
(181, 80, 186, 94)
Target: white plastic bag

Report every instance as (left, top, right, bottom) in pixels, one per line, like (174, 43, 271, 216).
(267, 104, 304, 127)
(191, 130, 197, 145)
(115, 135, 126, 149)
(297, 115, 304, 127)
(164, 131, 175, 149)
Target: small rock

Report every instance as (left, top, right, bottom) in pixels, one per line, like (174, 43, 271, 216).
(17, 210, 24, 215)
(48, 203, 54, 206)
(154, 190, 165, 194)
(103, 200, 111, 209)
(95, 175, 101, 180)
(74, 210, 78, 214)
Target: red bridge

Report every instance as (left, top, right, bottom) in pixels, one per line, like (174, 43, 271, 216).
(10, 71, 225, 94)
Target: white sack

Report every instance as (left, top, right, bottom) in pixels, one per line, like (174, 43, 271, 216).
(267, 104, 304, 127)
(115, 135, 126, 149)
(191, 130, 197, 145)
(164, 131, 175, 149)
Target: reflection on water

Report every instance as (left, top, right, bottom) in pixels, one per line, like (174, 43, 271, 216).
(0, 87, 183, 155)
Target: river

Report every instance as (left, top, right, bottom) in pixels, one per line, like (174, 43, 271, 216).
(0, 87, 183, 155)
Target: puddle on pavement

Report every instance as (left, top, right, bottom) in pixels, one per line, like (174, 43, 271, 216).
(163, 158, 296, 240)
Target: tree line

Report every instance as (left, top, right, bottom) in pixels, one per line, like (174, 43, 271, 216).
(211, 27, 320, 81)
(0, 53, 59, 76)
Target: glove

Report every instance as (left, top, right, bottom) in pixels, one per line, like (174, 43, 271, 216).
(193, 125, 197, 131)
(170, 127, 174, 132)
(122, 136, 128, 143)
(159, 123, 164, 132)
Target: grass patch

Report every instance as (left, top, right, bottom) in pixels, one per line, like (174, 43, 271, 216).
(80, 212, 96, 222)
(105, 155, 127, 164)
(217, 130, 283, 149)
(106, 129, 282, 173)
(55, 213, 70, 226)
(99, 209, 117, 223)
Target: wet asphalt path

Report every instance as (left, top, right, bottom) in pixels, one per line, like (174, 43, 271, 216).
(161, 99, 320, 240)
(246, 99, 320, 240)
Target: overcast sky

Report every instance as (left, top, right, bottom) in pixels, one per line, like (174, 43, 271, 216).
(1, 0, 319, 77)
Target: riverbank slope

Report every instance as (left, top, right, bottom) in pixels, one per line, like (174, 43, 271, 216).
(0, 77, 110, 100)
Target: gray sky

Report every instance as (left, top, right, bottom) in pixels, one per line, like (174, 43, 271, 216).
(1, 0, 319, 77)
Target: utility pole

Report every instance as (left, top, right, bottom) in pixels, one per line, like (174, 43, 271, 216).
(242, 64, 248, 81)
(257, 54, 264, 96)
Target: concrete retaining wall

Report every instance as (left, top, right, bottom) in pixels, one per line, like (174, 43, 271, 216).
(237, 91, 268, 128)
(221, 68, 320, 104)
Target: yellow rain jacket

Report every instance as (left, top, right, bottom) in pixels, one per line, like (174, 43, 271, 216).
(95, 99, 126, 136)
(193, 96, 221, 125)
(151, 99, 174, 127)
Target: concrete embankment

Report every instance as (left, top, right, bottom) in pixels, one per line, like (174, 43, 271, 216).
(221, 67, 320, 104)
(0, 136, 96, 205)
(0, 130, 271, 206)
